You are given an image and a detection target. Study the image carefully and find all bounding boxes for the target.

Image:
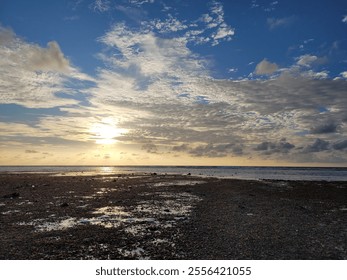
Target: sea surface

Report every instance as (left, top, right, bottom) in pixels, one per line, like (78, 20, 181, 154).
(1, 166, 347, 181)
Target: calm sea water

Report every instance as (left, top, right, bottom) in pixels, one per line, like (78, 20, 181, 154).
(0, 166, 347, 181)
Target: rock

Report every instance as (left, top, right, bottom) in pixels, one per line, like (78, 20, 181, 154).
(60, 202, 69, 207)
(3, 192, 20, 199)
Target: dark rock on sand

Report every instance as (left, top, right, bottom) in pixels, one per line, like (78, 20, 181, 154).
(2, 192, 20, 199)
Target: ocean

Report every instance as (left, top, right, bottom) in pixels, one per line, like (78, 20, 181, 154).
(0, 166, 347, 181)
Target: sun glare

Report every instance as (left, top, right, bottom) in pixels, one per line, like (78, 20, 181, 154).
(90, 118, 126, 145)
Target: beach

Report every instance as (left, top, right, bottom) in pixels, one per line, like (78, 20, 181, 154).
(0, 172, 346, 259)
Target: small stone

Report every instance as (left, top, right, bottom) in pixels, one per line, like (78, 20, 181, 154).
(3, 192, 20, 199)
(60, 202, 69, 207)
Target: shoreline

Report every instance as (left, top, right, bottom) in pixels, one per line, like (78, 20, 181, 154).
(1, 171, 347, 182)
(0, 173, 346, 259)
(1, 166, 347, 182)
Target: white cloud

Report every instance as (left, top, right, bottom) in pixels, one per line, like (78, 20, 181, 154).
(129, 0, 155, 6)
(296, 54, 327, 67)
(181, 1, 235, 46)
(0, 26, 92, 108)
(251, 0, 259, 8)
(0, 27, 70, 73)
(28, 41, 71, 72)
(98, 23, 206, 79)
(206, 1, 235, 45)
(340, 71, 347, 79)
(254, 59, 279, 75)
(267, 16, 295, 29)
(342, 15, 347, 23)
(296, 55, 318, 67)
(302, 70, 329, 80)
(201, 14, 214, 24)
(149, 14, 188, 33)
(92, 0, 110, 12)
(64, 15, 80, 21)
(212, 25, 235, 41)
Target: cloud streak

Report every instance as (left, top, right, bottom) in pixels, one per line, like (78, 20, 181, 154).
(267, 16, 296, 29)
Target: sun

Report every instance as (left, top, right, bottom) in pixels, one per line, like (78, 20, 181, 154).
(90, 118, 126, 145)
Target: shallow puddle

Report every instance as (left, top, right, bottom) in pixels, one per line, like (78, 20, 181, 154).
(151, 180, 206, 187)
(118, 247, 145, 259)
(19, 217, 77, 232)
(93, 206, 129, 216)
(2, 210, 21, 215)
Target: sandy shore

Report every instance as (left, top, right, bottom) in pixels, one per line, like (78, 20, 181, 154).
(0, 172, 346, 259)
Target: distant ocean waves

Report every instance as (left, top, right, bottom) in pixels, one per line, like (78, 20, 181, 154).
(1, 166, 347, 181)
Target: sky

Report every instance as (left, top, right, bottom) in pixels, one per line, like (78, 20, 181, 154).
(0, 0, 347, 166)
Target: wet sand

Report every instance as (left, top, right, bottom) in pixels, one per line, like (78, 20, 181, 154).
(0, 173, 346, 259)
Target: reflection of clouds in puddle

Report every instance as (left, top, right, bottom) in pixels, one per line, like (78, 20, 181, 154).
(124, 224, 148, 236)
(80, 196, 94, 199)
(19, 217, 77, 232)
(96, 175, 151, 182)
(20, 215, 123, 231)
(41, 217, 77, 231)
(151, 238, 170, 245)
(78, 217, 122, 229)
(79, 188, 115, 200)
(151, 181, 206, 187)
(95, 188, 113, 195)
(136, 200, 192, 216)
(118, 247, 146, 259)
(136, 192, 201, 216)
(17, 200, 34, 206)
(79, 205, 130, 228)
(77, 204, 89, 208)
(93, 206, 129, 216)
(124, 218, 159, 236)
(83, 243, 110, 260)
(2, 210, 21, 215)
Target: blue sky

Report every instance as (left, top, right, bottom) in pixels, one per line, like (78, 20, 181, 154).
(0, 0, 347, 166)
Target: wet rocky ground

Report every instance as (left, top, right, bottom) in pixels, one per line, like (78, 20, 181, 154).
(0, 173, 346, 259)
